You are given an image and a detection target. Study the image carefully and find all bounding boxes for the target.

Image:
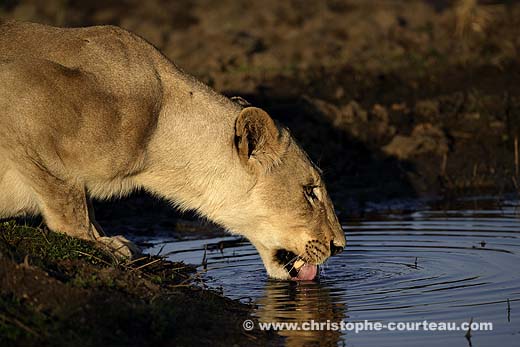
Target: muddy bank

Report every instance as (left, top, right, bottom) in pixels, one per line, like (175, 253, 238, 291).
(0, 222, 275, 346)
(239, 62, 520, 205)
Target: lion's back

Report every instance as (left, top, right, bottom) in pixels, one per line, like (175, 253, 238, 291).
(0, 20, 167, 98)
(0, 23, 165, 186)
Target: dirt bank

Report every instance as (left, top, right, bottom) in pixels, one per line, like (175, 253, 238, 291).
(0, 222, 275, 346)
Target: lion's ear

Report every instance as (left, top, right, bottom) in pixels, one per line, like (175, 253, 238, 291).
(234, 107, 286, 172)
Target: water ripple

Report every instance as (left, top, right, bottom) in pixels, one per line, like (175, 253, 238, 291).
(143, 199, 520, 346)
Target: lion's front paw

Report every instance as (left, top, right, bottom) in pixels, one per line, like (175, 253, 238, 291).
(97, 235, 141, 260)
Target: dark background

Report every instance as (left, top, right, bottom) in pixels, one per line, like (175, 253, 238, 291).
(2, 0, 520, 208)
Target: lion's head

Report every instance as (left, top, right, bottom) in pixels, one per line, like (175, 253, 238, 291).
(230, 106, 346, 280)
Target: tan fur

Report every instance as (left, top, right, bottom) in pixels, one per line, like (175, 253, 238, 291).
(0, 20, 345, 278)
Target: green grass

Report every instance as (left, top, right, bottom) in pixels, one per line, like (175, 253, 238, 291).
(0, 221, 113, 267)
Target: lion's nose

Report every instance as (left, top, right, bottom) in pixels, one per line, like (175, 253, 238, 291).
(330, 240, 344, 256)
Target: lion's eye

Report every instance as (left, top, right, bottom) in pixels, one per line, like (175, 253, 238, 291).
(304, 185, 319, 202)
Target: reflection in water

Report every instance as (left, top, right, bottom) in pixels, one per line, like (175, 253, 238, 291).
(255, 281, 345, 347)
(141, 198, 520, 346)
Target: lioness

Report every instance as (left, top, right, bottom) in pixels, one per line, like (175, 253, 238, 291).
(0, 20, 345, 280)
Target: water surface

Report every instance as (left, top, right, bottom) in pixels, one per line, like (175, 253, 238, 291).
(141, 198, 520, 346)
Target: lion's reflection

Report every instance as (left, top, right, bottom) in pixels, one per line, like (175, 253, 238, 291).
(255, 280, 347, 346)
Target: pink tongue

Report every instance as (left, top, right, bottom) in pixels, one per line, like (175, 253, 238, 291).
(292, 264, 318, 281)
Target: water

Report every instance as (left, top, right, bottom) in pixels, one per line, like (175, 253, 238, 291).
(140, 199, 520, 346)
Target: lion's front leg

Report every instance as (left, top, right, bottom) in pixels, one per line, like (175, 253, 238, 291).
(85, 198, 141, 259)
(17, 161, 140, 259)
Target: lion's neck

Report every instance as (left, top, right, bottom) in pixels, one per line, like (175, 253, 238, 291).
(135, 70, 254, 233)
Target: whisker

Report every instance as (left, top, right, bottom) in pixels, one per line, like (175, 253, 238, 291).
(286, 263, 297, 275)
(282, 254, 300, 270)
(286, 256, 304, 275)
(283, 251, 307, 276)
